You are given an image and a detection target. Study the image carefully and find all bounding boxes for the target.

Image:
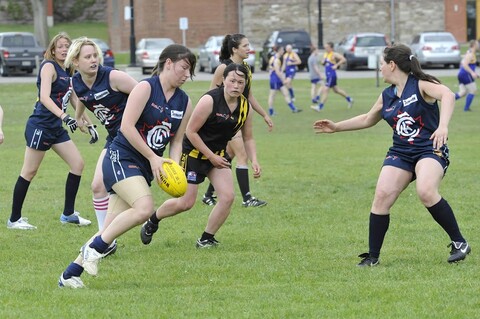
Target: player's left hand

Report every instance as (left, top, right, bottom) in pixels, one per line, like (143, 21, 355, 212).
(87, 124, 99, 144)
(430, 126, 448, 149)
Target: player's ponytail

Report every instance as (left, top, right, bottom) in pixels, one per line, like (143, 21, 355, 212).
(220, 33, 247, 62)
(384, 43, 440, 84)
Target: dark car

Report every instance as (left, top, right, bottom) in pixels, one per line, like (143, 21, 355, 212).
(260, 30, 312, 71)
(336, 32, 388, 70)
(0, 32, 45, 76)
(91, 38, 115, 68)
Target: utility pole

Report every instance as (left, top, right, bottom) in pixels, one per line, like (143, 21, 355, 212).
(129, 0, 136, 66)
(317, 0, 323, 49)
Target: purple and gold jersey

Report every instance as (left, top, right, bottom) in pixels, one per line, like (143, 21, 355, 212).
(457, 49, 477, 85)
(28, 60, 71, 129)
(72, 66, 127, 140)
(382, 75, 440, 152)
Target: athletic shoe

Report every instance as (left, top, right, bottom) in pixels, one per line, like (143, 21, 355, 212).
(140, 220, 158, 245)
(292, 108, 303, 113)
(310, 105, 321, 112)
(196, 237, 220, 248)
(347, 98, 354, 109)
(357, 253, 379, 267)
(81, 244, 102, 276)
(60, 211, 91, 226)
(242, 197, 267, 208)
(447, 241, 471, 263)
(58, 273, 85, 289)
(102, 240, 118, 258)
(202, 194, 217, 206)
(7, 217, 37, 230)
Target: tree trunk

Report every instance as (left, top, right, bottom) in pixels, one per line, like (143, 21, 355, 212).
(30, 0, 49, 48)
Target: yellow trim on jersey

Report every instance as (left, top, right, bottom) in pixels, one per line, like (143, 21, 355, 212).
(232, 95, 249, 134)
(188, 149, 225, 160)
(323, 51, 335, 64)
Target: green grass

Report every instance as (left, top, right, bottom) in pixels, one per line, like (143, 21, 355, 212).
(0, 74, 478, 318)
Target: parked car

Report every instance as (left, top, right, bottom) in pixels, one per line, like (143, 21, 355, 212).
(410, 31, 461, 68)
(197, 35, 256, 73)
(91, 38, 115, 68)
(335, 32, 388, 70)
(135, 38, 175, 74)
(260, 29, 312, 71)
(0, 32, 44, 77)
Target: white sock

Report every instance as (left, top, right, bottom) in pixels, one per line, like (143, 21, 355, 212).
(93, 195, 109, 231)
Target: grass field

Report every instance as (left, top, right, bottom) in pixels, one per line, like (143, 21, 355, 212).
(0, 71, 478, 318)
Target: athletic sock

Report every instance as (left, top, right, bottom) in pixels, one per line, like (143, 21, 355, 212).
(288, 88, 295, 99)
(204, 183, 215, 198)
(200, 231, 214, 241)
(93, 195, 109, 231)
(236, 166, 251, 202)
(427, 198, 465, 243)
(63, 172, 81, 216)
(63, 262, 84, 279)
(464, 93, 474, 111)
(90, 235, 109, 253)
(287, 102, 296, 111)
(10, 176, 31, 222)
(346, 96, 352, 102)
(368, 213, 390, 258)
(149, 210, 161, 225)
(454, 92, 460, 100)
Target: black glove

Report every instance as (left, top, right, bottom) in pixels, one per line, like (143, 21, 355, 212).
(87, 124, 99, 144)
(62, 114, 77, 133)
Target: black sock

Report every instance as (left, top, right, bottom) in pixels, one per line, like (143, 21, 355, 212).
(63, 172, 81, 216)
(236, 167, 251, 201)
(63, 262, 84, 279)
(10, 176, 31, 222)
(427, 198, 465, 243)
(369, 213, 390, 258)
(200, 231, 214, 241)
(204, 183, 215, 197)
(149, 210, 161, 225)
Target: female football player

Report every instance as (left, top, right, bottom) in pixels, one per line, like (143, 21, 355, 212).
(314, 43, 470, 266)
(7, 33, 91, 230)
(454, 39, 478, 111)
(202, 33, 271, 208)
(140, 63, 262, 248)
(65, 37, 138, 235)
(59, 44, 196, 288)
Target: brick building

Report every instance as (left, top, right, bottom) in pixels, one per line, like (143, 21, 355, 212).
(107, 0, 479, 52)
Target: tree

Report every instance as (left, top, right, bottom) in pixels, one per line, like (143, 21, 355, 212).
(30, 0, 49, 47)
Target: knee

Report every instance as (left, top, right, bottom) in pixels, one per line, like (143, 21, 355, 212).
(71, 158, 85, 175)
(416, 186, 438, 206)
(91, 179, 106, 196)
(219, 191, 235, 207)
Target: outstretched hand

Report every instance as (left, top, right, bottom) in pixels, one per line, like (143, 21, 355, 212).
(313, 119, 336, 134)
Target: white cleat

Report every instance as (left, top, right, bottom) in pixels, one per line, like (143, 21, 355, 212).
(60, 211, 92, 226)
(58, 273, 85, 288)
(81, 244, 102, 276)
(7, 217, 37, 230)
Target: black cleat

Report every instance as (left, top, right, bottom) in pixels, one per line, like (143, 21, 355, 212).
(196, 237, 220, 249)
(140, 220, 158, 245)
(447, 241, 471, 263)
(357, 253, 379, 267)
(202, 195, 217, 206)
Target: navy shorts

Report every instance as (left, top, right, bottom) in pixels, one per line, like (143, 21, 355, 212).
(285, 66, 297, 79)
(325, 74, 338, 88)
(102, 145, 152, 193)
(25, 122, 70, 151)
(383, 145, 450, 180)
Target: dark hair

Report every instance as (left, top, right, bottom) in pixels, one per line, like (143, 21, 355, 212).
(223, 63, 248, 80)
(326, 41, 334, 48)
(383, 43, 440, 84)
(220, 34, 246, 61)
(152, 44, 196, 79)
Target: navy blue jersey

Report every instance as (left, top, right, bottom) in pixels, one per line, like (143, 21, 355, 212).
(382, 75, 440, 153)
(183, 86, 249, 159)
(28, 60, 71, 129)
(110, 75, 189, 181)
(72, 66, 127, 139)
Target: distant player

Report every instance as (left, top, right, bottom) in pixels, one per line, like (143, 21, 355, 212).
(454, 39, 478, 111)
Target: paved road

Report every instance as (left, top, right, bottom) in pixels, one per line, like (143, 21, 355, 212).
(0, 65, 458, 84)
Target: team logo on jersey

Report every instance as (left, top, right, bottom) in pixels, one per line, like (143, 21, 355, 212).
(93, 104, 114, 125)
(94, 90, 109, 100)
(171, 110, 183, 119)
(394, 111, 424, 144)
(145, 121, 172, 151)
(215, 113, 230, 120)
(402, 94, 418, 107)
(187, 171, 197, 182)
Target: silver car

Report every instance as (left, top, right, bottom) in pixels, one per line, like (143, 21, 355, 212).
(198, 35, 256, 73)
(335, 32, 388, 70)
(410, 32, 461, 68)
(135, 38, 175, 74)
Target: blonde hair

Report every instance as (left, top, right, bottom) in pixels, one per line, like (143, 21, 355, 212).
(44, 32, 72, 61)
(65, 36, 104, 70)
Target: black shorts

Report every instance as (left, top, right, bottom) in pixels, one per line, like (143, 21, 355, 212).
(180, 151, 231, 185)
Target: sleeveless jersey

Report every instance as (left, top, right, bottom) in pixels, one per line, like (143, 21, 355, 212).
(269, 55, 283, 87)
(382, 74, 440, 152)
(113, 75, 189, 163)
(323, 51, 336, 77)
(220, 58, 251, 99)
(457, 49, 477, 85)
(28, 60, 71, 129)
(72, 66, 127, 139)
(183, 86, 249, 158)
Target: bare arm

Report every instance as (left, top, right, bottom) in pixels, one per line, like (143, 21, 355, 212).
(210, 64, 226, 90)
(419, 80, 456, 149)
(461, 51, 478, 78)
(39, 63, 65, 119)
(109, 69, 138, 94)
(168, 98, 193, 163)
(241, 110, 261, 178)
(314, 94, 383, 133)
(333, 52, 346, 70)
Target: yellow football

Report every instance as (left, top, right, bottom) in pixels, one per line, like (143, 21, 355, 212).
(157, 160, 187, 197)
